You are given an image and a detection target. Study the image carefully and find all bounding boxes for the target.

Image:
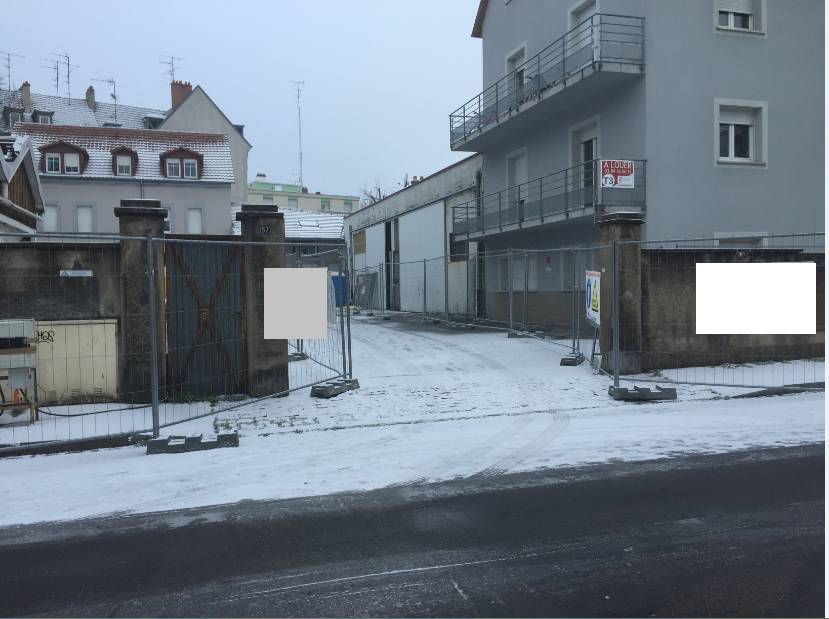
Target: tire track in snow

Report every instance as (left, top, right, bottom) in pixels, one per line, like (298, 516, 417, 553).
(473, 412, 571, 478)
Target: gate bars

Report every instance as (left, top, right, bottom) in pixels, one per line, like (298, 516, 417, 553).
(0, 231, 353, 452)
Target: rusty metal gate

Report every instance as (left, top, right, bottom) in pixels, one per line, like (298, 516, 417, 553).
(164, 237, 244, 399)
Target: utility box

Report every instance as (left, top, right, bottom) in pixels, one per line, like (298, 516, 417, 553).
(35, 320, 119, 405)
(0, 319, 37, 425)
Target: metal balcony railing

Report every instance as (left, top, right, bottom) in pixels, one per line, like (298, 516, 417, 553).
(452, 158, 646, 236)
(450, 14, 645, 147)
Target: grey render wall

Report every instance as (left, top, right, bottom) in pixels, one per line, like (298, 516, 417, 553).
(39, 177, 233, 234)
(161, 88, 250, 205)
(643, 0, 825, 240)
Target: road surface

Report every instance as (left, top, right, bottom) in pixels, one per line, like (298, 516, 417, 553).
(0, 444, 823, 617)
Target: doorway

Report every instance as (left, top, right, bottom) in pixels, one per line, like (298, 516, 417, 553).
(571, 119, 599, 208)
(506, 148, 528, 223)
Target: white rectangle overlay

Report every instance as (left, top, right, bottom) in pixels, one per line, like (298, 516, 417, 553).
(695, 263, 816, 334)
(264, 268, 328, 339)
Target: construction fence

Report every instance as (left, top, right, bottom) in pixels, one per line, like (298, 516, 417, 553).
(0, 231, 352, 453)
(351, 232, 824, 392)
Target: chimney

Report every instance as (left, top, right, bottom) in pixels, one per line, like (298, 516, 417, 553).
(21, 81, 31, 113)
(170, 80, 193, 108)
(85, 85, 96, 111)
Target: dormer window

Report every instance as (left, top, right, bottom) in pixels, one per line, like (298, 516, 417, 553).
(46, 154, 61, 173)
(8, 111, 22, 128)
(33, 110, 54, 125)
(38, 141, 89, 175)
(64, 153, 80, 174)
(183, 159, 198, 179)
(116, 155, 132, 175)
(166, 159, 181, 177)
(160, 147, 203, 180)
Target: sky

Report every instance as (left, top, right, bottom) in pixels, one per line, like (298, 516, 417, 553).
(4, 0, 482, 198)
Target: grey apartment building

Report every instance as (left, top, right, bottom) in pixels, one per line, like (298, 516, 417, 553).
(449, 0, 824, 255)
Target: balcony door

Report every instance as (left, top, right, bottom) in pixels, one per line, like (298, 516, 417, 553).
(507, 149, 528, 224)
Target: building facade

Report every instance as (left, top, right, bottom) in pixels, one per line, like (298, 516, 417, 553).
(449, 0, 824, 255)
(1, 79, 251, 212)
(15, 123, 234, 235)
(248, 174, 359, 215)
(345, 155, 481, 315)
(0, 136, 44, 234)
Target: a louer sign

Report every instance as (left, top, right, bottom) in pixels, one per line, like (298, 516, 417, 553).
(600, 159, 634, 188)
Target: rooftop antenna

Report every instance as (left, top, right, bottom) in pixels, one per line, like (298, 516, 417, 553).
(0, 50, 25, 92)
(92, 77, 117, 119)
(289, 80, 305, 188)
(40, 57, 60, 95)
(160, 55, 183, 82)
(52, 52, 78, 98)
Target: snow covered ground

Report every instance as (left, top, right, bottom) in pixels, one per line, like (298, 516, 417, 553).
(0, 315, 824, 526)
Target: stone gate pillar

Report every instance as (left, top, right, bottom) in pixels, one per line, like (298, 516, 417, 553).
(235, 204, 289, 397)
(598, 212, 643, 375)
(114, 199, 167, 403)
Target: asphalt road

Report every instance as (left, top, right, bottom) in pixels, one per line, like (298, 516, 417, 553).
(0, 444, 823, 617)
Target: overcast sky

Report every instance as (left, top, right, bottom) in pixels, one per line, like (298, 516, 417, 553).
(5, 1, 481, 198)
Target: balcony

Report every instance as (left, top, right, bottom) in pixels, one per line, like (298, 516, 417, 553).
(452, 158, 646, 240)
(450, 14, 645, 152)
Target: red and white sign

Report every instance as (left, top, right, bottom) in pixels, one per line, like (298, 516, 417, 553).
(600, 160, 634, 188)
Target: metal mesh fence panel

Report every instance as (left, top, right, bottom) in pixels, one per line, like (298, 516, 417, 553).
(613, 232, 824, 389)
(0, 233, 351, 452)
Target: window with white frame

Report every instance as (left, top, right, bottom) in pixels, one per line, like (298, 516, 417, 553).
(45, 153, 61, 173)
(42, 204, 58, 232)
(715, 0, 764, 33)
(75, 205, 93, 233)
(8, 111, 22, 127)
(320, 199, 330, 212)
(37, 114, 52, 124)
(116, 155, 132, 176)
(183, 159, 198, 178)
(186, 207, 203, 234)
(63, 153, 80, 174)
(166, 159, 181, 178)
(288, 198, 298, 210)
(343, 200, 353, 212)
(716, 100, 766, 164)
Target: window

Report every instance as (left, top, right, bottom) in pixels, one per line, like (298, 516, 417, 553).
(116, 155, 132, 176)
(715, 99, 766, 165)
(288, 198, 298, 210)
(183, 159, 198, 179)
(715, 1, 764, 33)
(8, 111, 22, 128)
(163, 205, 174, 233)
(167, 159, 181, 178)
(262, 195, 273, 203)
(186, 208, 203, 234)
(38, 115, 52, 125)
(343, 200, 353, 212)
(353, 230, 366, 255)
(42, 205, 58, 232)
(64, 153, 80, 174)
(499, 254, 538, 292)
(75, 205, 93, 233)
(46, 154, 61, 173)
(320, 199, 330, 212)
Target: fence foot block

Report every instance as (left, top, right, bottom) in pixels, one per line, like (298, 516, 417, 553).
(310, 378, 360, 399)
(608, 385, 677, 401)
(288, 352, 309, 363)
(560, 354, 585, 366)
(508, 331, 533, 339)
(146, 431, 240, 455)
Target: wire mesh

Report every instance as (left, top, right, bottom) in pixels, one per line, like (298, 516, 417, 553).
(0, 232, 351, 450)
(614, 232, 825, 389)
